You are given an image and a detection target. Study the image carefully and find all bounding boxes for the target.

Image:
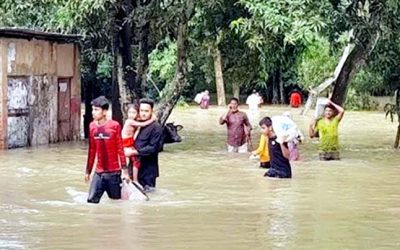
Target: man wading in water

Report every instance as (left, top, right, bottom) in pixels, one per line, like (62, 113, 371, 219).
(85, 96, 130, 203)
(125, 99, 163, 192)
(219, 97, 252, 153)
(309, 99, 345, 161)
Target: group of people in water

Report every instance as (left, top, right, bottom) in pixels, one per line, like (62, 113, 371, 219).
(85, 96, 162, 203)
(84, 92, 344, 203)
(219, 96, 344, 179)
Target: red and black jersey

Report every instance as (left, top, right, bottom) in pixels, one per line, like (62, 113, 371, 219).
(86, 120, 126, 174)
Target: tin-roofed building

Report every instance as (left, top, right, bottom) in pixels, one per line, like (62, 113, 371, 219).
(0, 28, 81, 149)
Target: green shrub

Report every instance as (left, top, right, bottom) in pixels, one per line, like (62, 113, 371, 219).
(345, 89, 379, 110)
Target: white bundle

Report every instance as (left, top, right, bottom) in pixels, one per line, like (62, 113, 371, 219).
(314, 97, 329, 119)
(271, 115, 301, 143)
(194, 92, 204, 104)
(121, 181, 149, 201)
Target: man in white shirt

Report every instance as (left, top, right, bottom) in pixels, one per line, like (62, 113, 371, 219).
(246, 90, 262, 127)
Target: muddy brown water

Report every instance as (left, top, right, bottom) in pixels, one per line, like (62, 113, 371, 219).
(0, 106, 399, 249)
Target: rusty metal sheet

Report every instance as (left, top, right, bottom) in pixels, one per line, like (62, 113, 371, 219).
(58, 78, 71, 141)
(30, 76, 51, 146)
(7, 77, 29, 148)
(7, 117, 29, 148)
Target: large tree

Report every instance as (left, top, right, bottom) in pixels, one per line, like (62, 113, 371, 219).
(231, 0, 332, 103)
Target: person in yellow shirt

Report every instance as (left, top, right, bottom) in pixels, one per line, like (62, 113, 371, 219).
(251, 126, 271, 169)
(309, 99, 344, 160)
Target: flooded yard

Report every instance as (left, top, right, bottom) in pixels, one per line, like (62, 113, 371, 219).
(0, 105, 399, 249)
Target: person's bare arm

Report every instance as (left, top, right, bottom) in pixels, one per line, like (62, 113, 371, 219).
(219, 109, 231, 125)
(280, 142, 290, 159)
(243, 113, 252, 135)
(328, 99, 345, 121)
(309, 118, 318, 138)
(131, 114, 156, 127)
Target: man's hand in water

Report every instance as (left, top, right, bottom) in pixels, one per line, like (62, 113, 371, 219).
(121, 169, 130, 182)
(84, 174, 90, 183)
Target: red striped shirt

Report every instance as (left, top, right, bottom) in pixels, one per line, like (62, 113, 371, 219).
(86, 120, 126, 174)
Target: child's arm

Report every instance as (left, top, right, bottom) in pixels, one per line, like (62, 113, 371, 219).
(130, 114, 156, 127)
(116, 124, 130, 180)
(252, 135, 265, 155)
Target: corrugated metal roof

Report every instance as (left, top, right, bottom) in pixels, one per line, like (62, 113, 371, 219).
(0, 28, 81, 43)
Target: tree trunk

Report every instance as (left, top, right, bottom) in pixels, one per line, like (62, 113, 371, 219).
(301, 32, 354, 115)
(214, 47, 226, 106)
(156, 0, 194, 126)
(279, 68, 284, 104)
(395, 124, 400, 149)
(117, 53, 129, 115)
(118, 19, 138, 102)
(272, 70, 279, 104)
(111, 0, 141, 118)
(331, 32, 379, 105)
(232, 82, 240, 99)
(83, 61, 97, 138)
(330, 45, 367, 105)
(136, 21, 150, 97)
(394, 89, 400, 148)
(111, 32, 123, 125)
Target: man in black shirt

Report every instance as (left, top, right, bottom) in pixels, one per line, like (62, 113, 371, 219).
(126, 98, 163, 190)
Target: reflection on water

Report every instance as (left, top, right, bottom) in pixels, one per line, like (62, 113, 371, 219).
(1, 106, 400, 249)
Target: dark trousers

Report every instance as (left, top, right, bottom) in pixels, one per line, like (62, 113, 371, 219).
(87, 172, 122, 204)
(129, 159, 156, 188)
(260, 162, 271, 169)
(139, 175, 156, 188)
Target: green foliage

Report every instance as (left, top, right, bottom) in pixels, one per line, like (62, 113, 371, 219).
(189, 0, 253, 94)
(97, 53, 113, 78)
(2, 0, 400, 110)
(296, 36, 338, 89)
(345, 88, 378, 111)
(234, 0, 331, 46)
(0, 0, 60, 29)
(175, 96, 190, 108)
(149, 39, 177, 83)
(351, 69, 386, 95)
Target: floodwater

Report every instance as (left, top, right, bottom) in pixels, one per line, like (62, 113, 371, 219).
(0, 105, 399, 249)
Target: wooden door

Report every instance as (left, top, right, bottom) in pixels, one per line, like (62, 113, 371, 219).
(58, 78, 71, 141)
(7, 77, 29, 148)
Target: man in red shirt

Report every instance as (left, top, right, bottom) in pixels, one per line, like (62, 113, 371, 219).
(290, 91, 302, 108)
(85, 96, 130, 203)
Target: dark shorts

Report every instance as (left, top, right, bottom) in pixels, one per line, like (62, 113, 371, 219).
(319, 151, 340, 161)
(87, 171, 122, 204)
(260, 162, 271, 169)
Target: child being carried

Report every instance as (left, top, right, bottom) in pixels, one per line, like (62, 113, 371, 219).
(122, 104, 156, 184)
